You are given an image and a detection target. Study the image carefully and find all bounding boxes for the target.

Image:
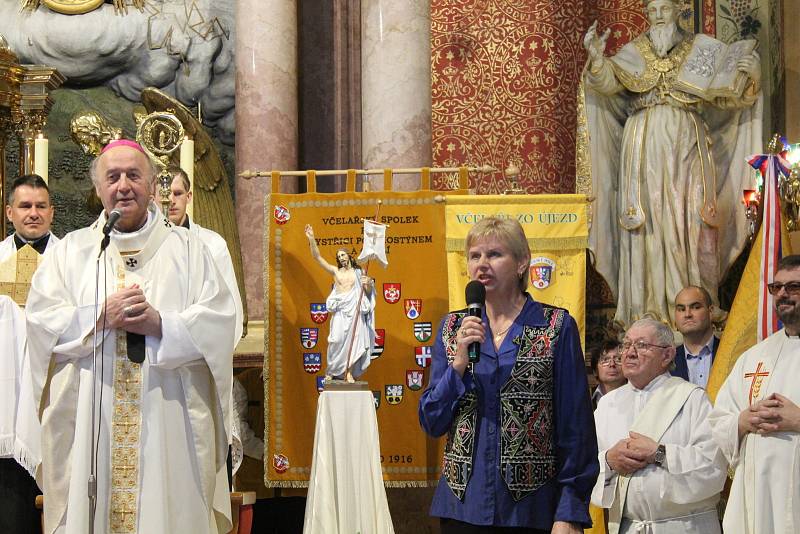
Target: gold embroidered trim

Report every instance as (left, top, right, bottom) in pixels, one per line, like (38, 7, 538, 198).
(109, 264, 143, 533)
(610, 34, 693, 96)
(0, 245, 42, 306)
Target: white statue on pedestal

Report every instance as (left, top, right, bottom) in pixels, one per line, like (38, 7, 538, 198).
(305, 224, 376, 383)
(580, 0, 763, 326)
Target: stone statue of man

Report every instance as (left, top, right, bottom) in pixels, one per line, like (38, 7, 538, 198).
(581, 0, 763, 326)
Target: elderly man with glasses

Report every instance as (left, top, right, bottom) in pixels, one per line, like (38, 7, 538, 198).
(710, 254, 800, 534)
(592, 318, 727, 534)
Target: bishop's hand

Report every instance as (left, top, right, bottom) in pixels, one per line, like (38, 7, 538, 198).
(583, 21, 610, 66)
(99, 284, 162, 338)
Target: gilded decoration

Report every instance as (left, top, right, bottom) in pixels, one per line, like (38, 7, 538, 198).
(110, 265, 143, 533)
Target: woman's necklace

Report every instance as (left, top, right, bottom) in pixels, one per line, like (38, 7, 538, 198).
(493, 322, 514, 340)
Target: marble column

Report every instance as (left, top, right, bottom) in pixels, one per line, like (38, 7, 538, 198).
(361, 0, 431, 191)
(235, 0, 298, 319)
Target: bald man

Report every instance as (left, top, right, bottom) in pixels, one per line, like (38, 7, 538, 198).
(26, 140, 238, 534)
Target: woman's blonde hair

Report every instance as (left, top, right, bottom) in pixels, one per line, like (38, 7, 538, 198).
(465, 216, 531, 292)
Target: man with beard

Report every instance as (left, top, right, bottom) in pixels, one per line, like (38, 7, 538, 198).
(305, 224, 376, 382)
(709, 255, 800, 533)
(671, 286, 719, 388)
(581, 0, 762, 327)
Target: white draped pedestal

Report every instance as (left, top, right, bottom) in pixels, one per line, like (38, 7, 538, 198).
(302, 390, 395, 534)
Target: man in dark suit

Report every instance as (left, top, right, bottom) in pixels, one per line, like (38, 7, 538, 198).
(671, 286, 719, 389)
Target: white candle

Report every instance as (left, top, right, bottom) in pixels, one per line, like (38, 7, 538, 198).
(34, 135, 48, 184)
(180, 137, 194, 219)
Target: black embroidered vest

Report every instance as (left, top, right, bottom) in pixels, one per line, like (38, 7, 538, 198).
(441, 306, 564, 501)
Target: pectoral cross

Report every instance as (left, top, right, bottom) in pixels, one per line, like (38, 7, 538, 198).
(745, 361, 770, 405)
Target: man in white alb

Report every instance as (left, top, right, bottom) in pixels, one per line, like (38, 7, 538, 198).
(26, 139, 238, 534)
(593, 318, 727, 533)
(167, 164, 243, 340)
(710, 254, 800, 533)
(1, 174, 58, 534)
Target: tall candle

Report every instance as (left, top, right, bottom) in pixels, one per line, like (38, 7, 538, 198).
(34, 135, 48, 184)
(180, 137, 195, 219)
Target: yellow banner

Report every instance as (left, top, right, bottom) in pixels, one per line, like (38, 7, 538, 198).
(445, 195, 588, 344)
(264, 190, 453, 487)
(707, 220, 793, 403)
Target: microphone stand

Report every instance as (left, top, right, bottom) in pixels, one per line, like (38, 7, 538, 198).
(89, 232, 112, 534)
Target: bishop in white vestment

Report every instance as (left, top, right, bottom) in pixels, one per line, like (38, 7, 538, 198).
(709, 255, 800, 534)
(26, 141, 238, 534)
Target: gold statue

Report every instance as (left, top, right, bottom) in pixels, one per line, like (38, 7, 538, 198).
(140, 87, 248, 333)
(22, 0, 144, 15)
(70, 110, 123, 157)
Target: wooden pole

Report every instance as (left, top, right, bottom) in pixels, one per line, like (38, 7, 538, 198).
(342, 201, 383, 381)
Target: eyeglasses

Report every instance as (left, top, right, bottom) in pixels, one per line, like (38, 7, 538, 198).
(620, 340, 671, 354)
(767, 282, 800, 296)
(598, 355, 622, 366)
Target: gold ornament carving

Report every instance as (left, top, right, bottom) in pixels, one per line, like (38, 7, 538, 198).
(70, 111, 123, 157)
(22, 0, 144, 15)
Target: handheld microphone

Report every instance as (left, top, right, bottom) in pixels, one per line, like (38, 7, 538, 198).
(103, 209, 122, 235)
(464, 280, 486, 364)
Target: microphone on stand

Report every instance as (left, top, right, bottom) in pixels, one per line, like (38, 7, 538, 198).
(465, 280, 486, 364)
(100, 209, 122, 254)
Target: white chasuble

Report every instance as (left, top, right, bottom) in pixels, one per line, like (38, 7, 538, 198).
(26, 205, 237, 534)
(709, 331, 800, 534)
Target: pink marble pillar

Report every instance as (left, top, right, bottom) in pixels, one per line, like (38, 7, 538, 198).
(235, 0, 298, 319)
(361, 0, 431, 191)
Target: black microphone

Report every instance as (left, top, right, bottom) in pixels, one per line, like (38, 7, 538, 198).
(99, 209, 122, 254)
(103, 209, 122, 235)
(465, 280, 486, 364)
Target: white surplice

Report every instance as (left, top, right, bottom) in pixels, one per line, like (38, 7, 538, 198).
(0, 233, 59, 475)
(593, 373, 727, 533)
(26, 204, 237, 534)
(0, 295, 39, 474)
(188, 219, 243, 341)
(709, 331, 800, 534)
